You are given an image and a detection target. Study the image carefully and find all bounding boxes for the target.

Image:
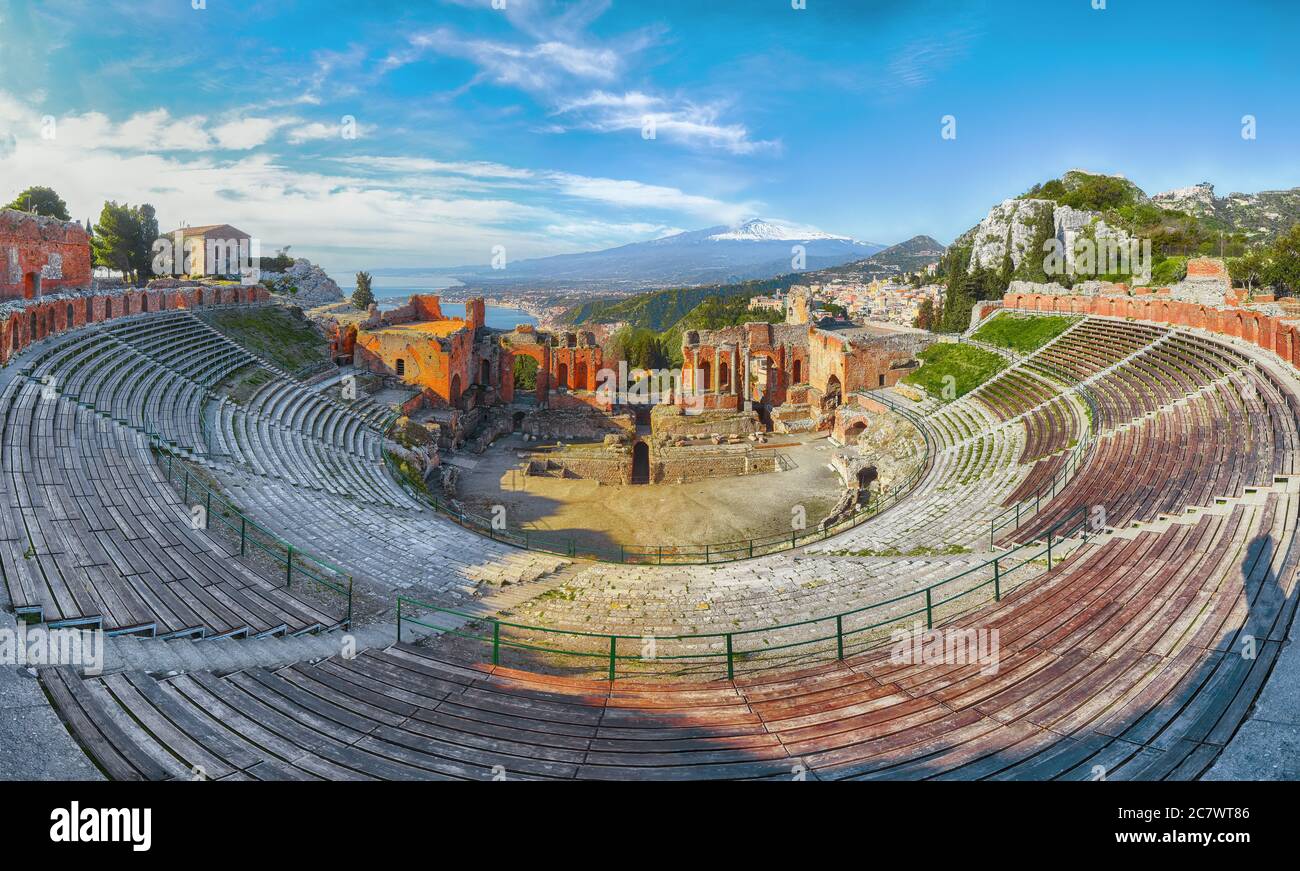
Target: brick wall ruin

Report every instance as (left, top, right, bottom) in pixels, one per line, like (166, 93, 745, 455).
(0, 282, 270, 365)
(1004, 289, 1300, 370)
(0, 210, 92, 300)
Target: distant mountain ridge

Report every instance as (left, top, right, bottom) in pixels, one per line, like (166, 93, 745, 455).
(428, 218, 886, 291)
(794, 234, 947, 282)
(1151, 181, 1300, 239)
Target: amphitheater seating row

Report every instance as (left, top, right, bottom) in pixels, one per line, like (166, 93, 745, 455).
(0, 374, 340, 636)
(211, 394, 416, 510)
(1004, 379, 1293, 543)
(39, 486, 1299, 780)
(18, 311, 253, 455)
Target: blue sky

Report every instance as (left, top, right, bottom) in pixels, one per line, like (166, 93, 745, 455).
(1, 0, 1298, 275)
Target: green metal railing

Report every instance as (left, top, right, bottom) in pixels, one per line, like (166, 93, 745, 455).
(154, 446, 354, 628)
(396, 503, 1093, 681)
(380, 392, 936, 565)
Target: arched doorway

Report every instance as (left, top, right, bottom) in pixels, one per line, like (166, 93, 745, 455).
(824, 374, 841, 410)
(85, 297, 94, 322)
(450, 373, 462, 405)
(557, 363, 569, 390)
(480, 359, 491, 385)
(700, 360, 712, 391)
(845, 421, 867, 443)
(395, 358, 405, 377)
(65, 303, 74, 329)
(857, 465, 878, 490)
(631, 441, 650, 484)
(574, 362, 587, 391)
(719, 360, 730, 391)
(792, 359, 802, 384)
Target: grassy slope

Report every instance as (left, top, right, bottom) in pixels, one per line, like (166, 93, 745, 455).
(901, 343, 1006, 399)
(199, 307, 330, 373)
(971, 312, 1074, 354)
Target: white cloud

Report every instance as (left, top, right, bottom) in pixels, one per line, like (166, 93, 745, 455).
(212, 117, 290, 150)
(546, 172, 757, 223)
(35, 107, 301, 153)
(375, 9, 771, 155)
(0, 91, 762, 271)
(552, 90, 779, 155)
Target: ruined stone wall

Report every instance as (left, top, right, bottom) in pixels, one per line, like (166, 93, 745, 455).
(0, 282, 269, 365)
(521, 407, 635, 441)
(651, 405, 762, 438)
(808, 329, 928, 397)
(1004, 290, 1300, 370)
(355, 323, 474, 406)
(681, 321, 808, 405)
(0, 210, 92, 300)
(530, 454, 630, 485)
(655, 446, 781, 483)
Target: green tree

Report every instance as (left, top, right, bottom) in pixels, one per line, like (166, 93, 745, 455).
(914, 298, 935, 331)
(90, 201, 159, 286)
(352, 271, 375, 309)
(91, 202, 142, 284)
(133, 203, 159, 285)
(512, 355, 539, 390)
(1014, 204, 1056, 283)
(5, 185, 70, 220)
(940, 270, 980, 333)
(1264, 224, 1300, 295)
(1228, 249, 1268, 294)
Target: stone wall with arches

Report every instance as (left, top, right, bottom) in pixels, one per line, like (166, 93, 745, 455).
(1004, 291, 1300, 370)
(0, 282, 269, 366)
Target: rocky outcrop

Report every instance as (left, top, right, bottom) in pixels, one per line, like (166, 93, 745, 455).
(963, 198, 1054, 273)
(963, 198, 1140, 279)
(1152, 181, 1300, 239)
(260, 258, 344, 307)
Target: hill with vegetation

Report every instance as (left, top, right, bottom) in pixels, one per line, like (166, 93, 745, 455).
(934, 170, 1300, 333)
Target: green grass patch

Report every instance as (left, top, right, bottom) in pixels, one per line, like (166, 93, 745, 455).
(199, 307, 329, 373)
(972, 312, 1074, 354)
(901, 343, 1006, 400)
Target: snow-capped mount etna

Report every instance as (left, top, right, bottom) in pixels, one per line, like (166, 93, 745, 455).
(439, 219, 886, 291)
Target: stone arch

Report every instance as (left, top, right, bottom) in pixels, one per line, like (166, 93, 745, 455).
(792, 358, 802, 384)
(700, 360, 712, 391)
(856, 465, 878, 490)
(575, 361, 587, 391)
(557, 362, 569, 390)
(719, 360, 730, 391)
(65, 303, 74, 329)
(480, 358, 491, 386)
(844, 420, 868, 443)
(824, 373, 841, 409)
(450, 373, 462, 405)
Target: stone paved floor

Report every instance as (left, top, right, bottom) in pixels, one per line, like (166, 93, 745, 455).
(0, 613, 102, 781)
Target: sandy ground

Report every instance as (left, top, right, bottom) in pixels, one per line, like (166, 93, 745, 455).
(455, 431, 846, 552)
